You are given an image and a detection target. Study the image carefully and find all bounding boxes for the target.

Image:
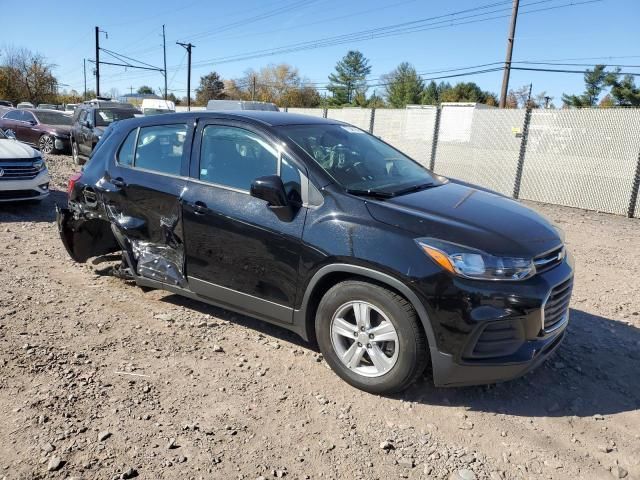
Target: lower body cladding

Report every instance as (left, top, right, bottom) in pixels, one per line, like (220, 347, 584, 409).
(0, 170, 50, 202)
(414, 257, 574, 387)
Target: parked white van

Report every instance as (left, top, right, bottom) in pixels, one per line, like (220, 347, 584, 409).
(140, 99, 176, 116)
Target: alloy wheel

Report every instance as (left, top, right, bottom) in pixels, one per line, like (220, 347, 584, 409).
(39, 136, 54, 154)
(330, 301, 399, 378)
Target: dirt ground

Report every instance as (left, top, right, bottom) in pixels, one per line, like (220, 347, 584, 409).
(0, 154, 639, 480)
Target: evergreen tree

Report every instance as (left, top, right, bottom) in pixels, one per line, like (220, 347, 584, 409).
(606, 74, 640, 106)
(327, 50, 371, 105)
(195, 71, 225, 105)
(383, 62, 424, 108)
(562, 65, 617, 107)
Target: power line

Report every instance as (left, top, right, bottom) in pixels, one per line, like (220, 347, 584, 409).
(184, 0, 601, 69)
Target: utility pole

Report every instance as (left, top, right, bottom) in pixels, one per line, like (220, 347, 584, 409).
(83, 59, 87, 100)
(162, 25, 167, 100)
(95, 26, 100, 97)
(499, 0, 520, 108)
(177, 42, 194, 111)
(252, 75, 256, 101)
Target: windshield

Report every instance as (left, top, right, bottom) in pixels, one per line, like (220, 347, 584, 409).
(281, 124, 438, 195)
(96, 109, 136, 126)
(143, 108, 172, 116)
(35, 111, 72, 126)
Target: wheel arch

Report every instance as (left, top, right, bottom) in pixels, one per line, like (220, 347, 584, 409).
(295, 264, 437, 354)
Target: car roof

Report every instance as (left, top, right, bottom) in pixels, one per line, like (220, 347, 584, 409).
(116, 111, 344, 129)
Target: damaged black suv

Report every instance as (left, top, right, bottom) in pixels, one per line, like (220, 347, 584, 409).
(57, 111, 573, 394)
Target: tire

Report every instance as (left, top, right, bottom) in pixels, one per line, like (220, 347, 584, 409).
(72, 141, 83, 165)
(315, 280, 428, 394)
(39, 134, 54, 154)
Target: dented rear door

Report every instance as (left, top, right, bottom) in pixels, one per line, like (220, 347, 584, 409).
(100, 122, 193, 287)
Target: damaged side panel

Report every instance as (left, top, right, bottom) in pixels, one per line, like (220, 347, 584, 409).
(56, 205, 120, 263)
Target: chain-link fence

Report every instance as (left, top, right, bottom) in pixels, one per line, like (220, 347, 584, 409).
(435, 106, 526, 197)
(282, 106, 640, 218)
(372, 108, 438, 168)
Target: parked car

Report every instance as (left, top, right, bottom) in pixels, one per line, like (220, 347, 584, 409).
(83, 98, 137, 109)
(37, 103, 60, 110)
(57, 111, 573, 394)
(206, 100, 279, 111)
(17, 102, 35, 109)
(0, 108, 72, 154)
(64, 103, 78, 112)
(0, 100, 13, 108)
(70, 103, 140, 164)
(0, 128, 50, 201)
(141, 98, 175, 116)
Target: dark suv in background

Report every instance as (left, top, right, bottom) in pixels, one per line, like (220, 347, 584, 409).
(70, 102, 139, 165)
(57, 111, 573, 394)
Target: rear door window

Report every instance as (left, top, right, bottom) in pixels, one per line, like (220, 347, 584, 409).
(134, 124, 187, 176)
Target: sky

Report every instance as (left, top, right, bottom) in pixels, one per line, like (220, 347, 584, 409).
(1, 0, 639, 104)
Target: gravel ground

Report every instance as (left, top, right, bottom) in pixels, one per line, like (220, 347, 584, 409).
(0, 154, 639, 480)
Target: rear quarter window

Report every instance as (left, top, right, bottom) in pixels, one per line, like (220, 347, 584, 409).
(117, 128, 137, 167)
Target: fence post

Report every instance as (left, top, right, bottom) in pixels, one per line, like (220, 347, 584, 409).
(429, 107, 441, 171)
(513, 106, 532, 199)
(627, 150, 640, 218)
(369, 108, 376, 134)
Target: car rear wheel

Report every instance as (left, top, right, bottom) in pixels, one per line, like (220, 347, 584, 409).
(39, 135, 54, 154)
(72, 141, 82, 165)
(315, 280, 428, 394)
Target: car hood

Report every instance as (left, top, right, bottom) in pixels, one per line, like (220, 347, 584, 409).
(365, 180, 561, 258)
(0, 139, 39, 159)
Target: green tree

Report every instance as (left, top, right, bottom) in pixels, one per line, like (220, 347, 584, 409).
(421, 81, 452, 105)
(327, 50, 371, 105)
(440, 82, 497, 105)
(137, 85, 154, 95)
(382, 62, 424, 108)
(562, 65, 617, 107)
(195, 71, 225, 105)
(606, 74, 640, 106)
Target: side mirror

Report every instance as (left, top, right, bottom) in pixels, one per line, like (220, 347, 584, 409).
(251, 175, 288, 207)
(29, 120, 37, 126)
(84, 120, 92, 128)
(250, 175, 294, 221)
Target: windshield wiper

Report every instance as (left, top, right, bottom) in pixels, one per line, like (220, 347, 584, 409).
(346, 188, 394, 199)
(390, 182, 436, 197)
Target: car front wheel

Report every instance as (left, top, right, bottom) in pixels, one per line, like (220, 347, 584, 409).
(39, 135, 54, 154)
(315, 280, 428, 394)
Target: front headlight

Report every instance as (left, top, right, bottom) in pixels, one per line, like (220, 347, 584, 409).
(33, 157, 46, 171)
(416, 238, 535, 281)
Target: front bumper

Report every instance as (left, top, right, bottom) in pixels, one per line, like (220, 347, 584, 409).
(0, 169, 50, 202)
(413, 254, 574, 387)
(54, 137, 71, 152)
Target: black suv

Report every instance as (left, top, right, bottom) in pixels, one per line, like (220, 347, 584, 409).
(57, 111, 573, 394)
(70, 102, 139, 165)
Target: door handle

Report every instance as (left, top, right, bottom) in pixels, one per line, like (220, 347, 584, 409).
(111, 177, 126, 188)
(193, 201, 209, 215)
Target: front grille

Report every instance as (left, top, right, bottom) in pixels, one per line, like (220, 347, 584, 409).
(534, 245, 565, 274)
(470, 320, 523, 358)
(543, 278, 573, 331)
(0, 161, 39, 180)
(0, 189, 40, 199)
